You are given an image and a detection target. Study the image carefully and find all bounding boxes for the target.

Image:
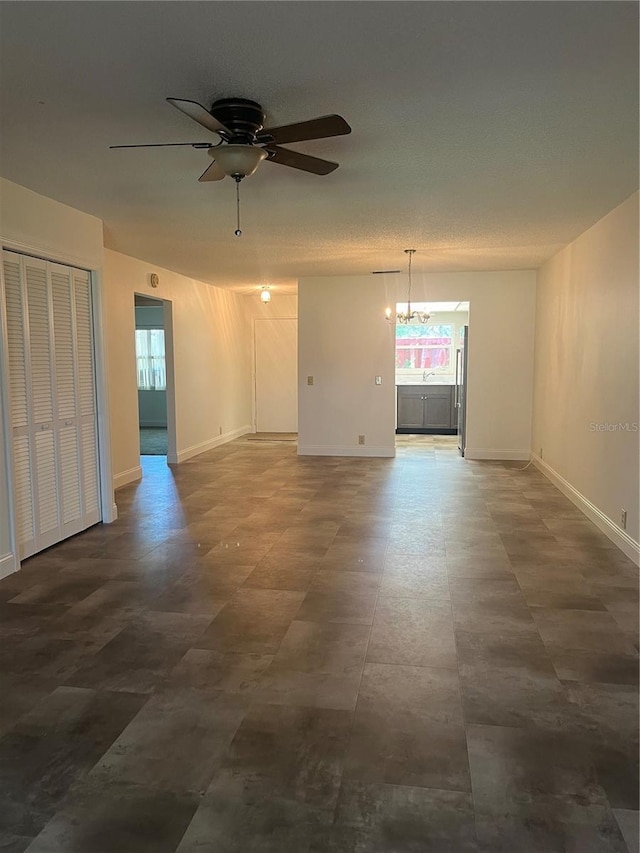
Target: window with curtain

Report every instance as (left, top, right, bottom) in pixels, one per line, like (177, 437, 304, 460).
(135, 328, 166, 390)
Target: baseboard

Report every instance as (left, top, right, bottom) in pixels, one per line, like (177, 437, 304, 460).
(174, 424, 252, 464)
(113, 465, 143, 490)
(298, 444, 396, 458)
(465, 448, 531, 461)
(100, 502, 118, 524)
(0, 552, 18, 580)
(532, 453, 640, 565)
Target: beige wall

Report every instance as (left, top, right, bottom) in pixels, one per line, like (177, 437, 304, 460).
(298, 270, 536, 458)
(244, 291, 298, 321)
(0, 178, 103, 269)
(104, 249, 252, 483)
(532, 192, 639, 553)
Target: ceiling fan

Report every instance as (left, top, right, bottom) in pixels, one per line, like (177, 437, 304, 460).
(111, 97, 352, 182)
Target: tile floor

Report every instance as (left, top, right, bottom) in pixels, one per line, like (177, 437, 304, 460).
(0, 437, 638, 852)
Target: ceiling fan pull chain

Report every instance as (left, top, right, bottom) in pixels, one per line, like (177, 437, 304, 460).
(234, 177, 242, 237)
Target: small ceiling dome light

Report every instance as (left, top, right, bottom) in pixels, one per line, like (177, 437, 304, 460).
(260, 286, 272, 304)
(210, 145, 267, 179)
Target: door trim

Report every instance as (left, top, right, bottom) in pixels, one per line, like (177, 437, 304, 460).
(0, 253, 19, 574)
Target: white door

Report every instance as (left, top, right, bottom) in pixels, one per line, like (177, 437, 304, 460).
(255, 318, 298, 433)
(3, 251, 100, 559)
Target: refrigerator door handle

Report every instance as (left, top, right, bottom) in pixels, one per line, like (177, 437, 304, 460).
(454, 348, 461, 408)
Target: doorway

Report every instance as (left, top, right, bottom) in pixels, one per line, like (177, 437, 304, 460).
(254, 318, 298, 434)
(393, 301, 469, 452)
(133, 294, 176, 461)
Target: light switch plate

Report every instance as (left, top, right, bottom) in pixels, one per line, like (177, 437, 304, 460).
(307, 376, 314, 386)
(375, 376, 382, 385)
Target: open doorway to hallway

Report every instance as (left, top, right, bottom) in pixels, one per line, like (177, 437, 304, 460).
(133, 294, 176, 461)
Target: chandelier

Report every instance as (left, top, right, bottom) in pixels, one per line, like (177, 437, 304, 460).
(386, 249, 431, 324)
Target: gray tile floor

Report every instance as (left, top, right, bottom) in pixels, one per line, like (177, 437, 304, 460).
(0, 437, 638, 852)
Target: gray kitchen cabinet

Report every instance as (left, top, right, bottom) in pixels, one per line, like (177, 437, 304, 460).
(397, 385, 456, 433)
(397, 389, 425, 429)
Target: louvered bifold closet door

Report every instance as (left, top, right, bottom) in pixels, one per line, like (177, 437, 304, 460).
(2, 251, 101, 558)
(71, 268, 100, 525)
(3, 252, 37, 556)
(50, 263, 84, 536)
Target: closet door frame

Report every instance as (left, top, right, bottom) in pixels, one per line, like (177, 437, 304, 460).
(0, 238, 116, 577)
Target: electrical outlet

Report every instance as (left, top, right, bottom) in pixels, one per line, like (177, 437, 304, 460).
(358, 435, 365, 445)
(621, 509, 627, 530)
(539, 447, 543, 460)
(375, 376, 382, 385)
(307, 376, 314, 386)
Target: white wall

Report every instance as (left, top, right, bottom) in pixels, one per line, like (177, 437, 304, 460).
(532, 192, 639, 556)
(298, 271, 536, 458)
(298, 276, 397, 456)
(104, 249, 252, 484)
(0, 178, 109, 574)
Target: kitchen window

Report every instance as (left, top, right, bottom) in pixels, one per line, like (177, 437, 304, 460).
(395, 323, 453, 370)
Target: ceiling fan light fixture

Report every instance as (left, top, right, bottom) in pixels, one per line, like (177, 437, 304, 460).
(211, 144, 267, 178)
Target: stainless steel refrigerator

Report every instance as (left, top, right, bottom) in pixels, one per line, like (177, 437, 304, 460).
(455, 325, 469, 456)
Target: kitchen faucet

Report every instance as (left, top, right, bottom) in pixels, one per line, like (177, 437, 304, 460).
(423, 370, 436, 381)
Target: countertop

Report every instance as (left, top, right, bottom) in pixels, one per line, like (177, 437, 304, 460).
(396, 379, 455, 386)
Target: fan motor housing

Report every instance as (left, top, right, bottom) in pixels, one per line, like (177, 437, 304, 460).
(210, 98, 265, 143)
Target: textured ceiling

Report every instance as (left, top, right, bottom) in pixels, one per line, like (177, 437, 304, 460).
(0, 1, 637, 292)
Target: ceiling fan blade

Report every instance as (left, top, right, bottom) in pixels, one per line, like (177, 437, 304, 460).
(166, 98, 229, 136)
(110, 142, 213, 149)
(198, 161, 225, 182)
(265, 146, 339, 175)
(258, 115, 351, 145)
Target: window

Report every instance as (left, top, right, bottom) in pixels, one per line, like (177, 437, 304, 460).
(135, 328, 166, 390)
(395, 324, 453, 370)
